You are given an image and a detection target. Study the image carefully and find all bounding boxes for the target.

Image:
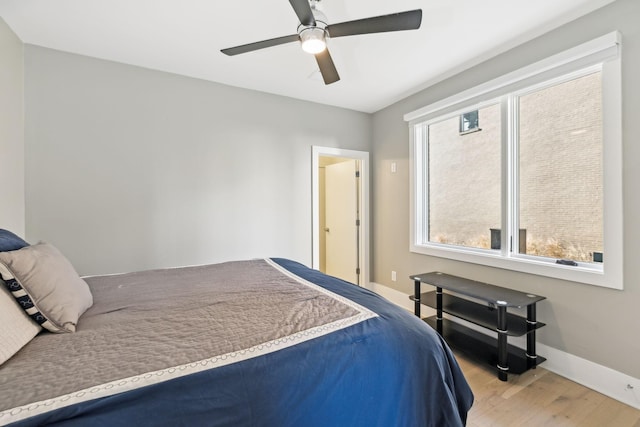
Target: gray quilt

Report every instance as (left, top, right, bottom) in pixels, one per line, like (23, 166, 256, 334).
(0, 259, 375, 421)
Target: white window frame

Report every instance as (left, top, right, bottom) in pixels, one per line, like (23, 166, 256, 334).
(405, 32, 623, 290)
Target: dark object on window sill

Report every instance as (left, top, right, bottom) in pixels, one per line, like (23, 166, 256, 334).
(556, 259, 578, 266)
(459, 127, 482, 135)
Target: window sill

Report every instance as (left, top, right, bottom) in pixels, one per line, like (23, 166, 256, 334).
(410, 242, 622, 290)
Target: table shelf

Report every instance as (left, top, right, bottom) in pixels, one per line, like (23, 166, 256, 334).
(410, 292, 545, 337)
(423, 317, 546, 374)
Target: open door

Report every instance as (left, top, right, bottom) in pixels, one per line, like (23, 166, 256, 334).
(312, 146, 369, 287)
(324, 159, 359, 284)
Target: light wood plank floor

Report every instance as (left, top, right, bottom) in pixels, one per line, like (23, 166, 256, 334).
(455, 352, 640, 427)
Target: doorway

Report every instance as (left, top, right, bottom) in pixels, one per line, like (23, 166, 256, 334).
(312, 146, 369, 286)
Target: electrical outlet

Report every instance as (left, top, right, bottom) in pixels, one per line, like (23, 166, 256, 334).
(391, 162, 397, 173)
(391, 271, 397, 282)
(626, 383, 640, 404)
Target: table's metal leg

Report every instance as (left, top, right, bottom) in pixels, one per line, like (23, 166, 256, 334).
(526, 304, 538, 369)
(436, 287, 443, 335)
(497, 306, 508, 381)
(413, 279, 421, 318)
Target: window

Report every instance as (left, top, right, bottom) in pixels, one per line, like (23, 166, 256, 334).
(406, 32, 622, 289)
(428, 103, 500, 251)
(459, 110, 480, 134)
(517, 71, 603, 264)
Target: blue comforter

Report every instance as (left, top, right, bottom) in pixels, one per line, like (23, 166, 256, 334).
(10, 258, 473, 427)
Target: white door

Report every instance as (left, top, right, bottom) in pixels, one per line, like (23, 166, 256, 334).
(325, 160, 359, 284)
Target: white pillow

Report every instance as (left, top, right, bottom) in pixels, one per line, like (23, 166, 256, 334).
(0, 283, 41, 365)
(0, 242, 93, 333)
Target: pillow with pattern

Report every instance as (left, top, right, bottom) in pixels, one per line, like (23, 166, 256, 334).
(0, 284, 41, 365)
(0, 242, 93, 333)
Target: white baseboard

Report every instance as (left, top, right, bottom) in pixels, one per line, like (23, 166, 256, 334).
(367, 282, 640, 410)
(536, 343, 640, 410)
(367, 282, 416, 312)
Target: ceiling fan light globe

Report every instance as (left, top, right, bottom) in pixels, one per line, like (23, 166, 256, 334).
(300, 27, 327, 54)
(302, 39, 326, 54)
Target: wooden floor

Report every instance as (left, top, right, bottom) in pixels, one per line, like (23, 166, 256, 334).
(455, 352, 640, 427)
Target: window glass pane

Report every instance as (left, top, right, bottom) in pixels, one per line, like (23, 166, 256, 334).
(518, 72, 603, 263)
(428, 104, 501, 250)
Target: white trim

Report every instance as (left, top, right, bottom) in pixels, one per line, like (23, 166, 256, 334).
(369, 282, 640, 410)
(410, 244, 614, 287)
(599, 47, 624, 291)
(404, 31, 621, 123)
(366, 282, 419, 313)
(537, 343, 640, 410)
(311, 146, 370, 287)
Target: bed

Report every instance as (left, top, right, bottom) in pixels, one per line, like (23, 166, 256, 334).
(0, 234, 473, 426)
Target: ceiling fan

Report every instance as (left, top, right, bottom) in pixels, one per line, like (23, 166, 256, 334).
(221, 0, 422, 85)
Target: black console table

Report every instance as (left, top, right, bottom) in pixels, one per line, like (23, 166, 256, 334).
(411, 272, 546, 381)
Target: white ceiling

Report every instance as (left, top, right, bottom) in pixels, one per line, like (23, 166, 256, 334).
(0, 0, 616, 113)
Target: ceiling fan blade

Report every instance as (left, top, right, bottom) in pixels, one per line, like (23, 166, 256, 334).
(289, 0, 316, 26)
(326, 9, 422, 38)
(221, 34, 300, 56)
(315, 48, 340, 85)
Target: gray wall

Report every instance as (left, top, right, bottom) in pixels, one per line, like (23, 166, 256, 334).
(24, 46, 372, 276)
(9, 0, 639, 381)
(371, 0, 640, 378)
(0, 18, 25, 236)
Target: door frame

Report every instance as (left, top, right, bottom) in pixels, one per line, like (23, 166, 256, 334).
(312, 146, 370, 286)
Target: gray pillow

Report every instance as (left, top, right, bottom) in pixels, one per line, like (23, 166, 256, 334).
(0, 242, 93, 333)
